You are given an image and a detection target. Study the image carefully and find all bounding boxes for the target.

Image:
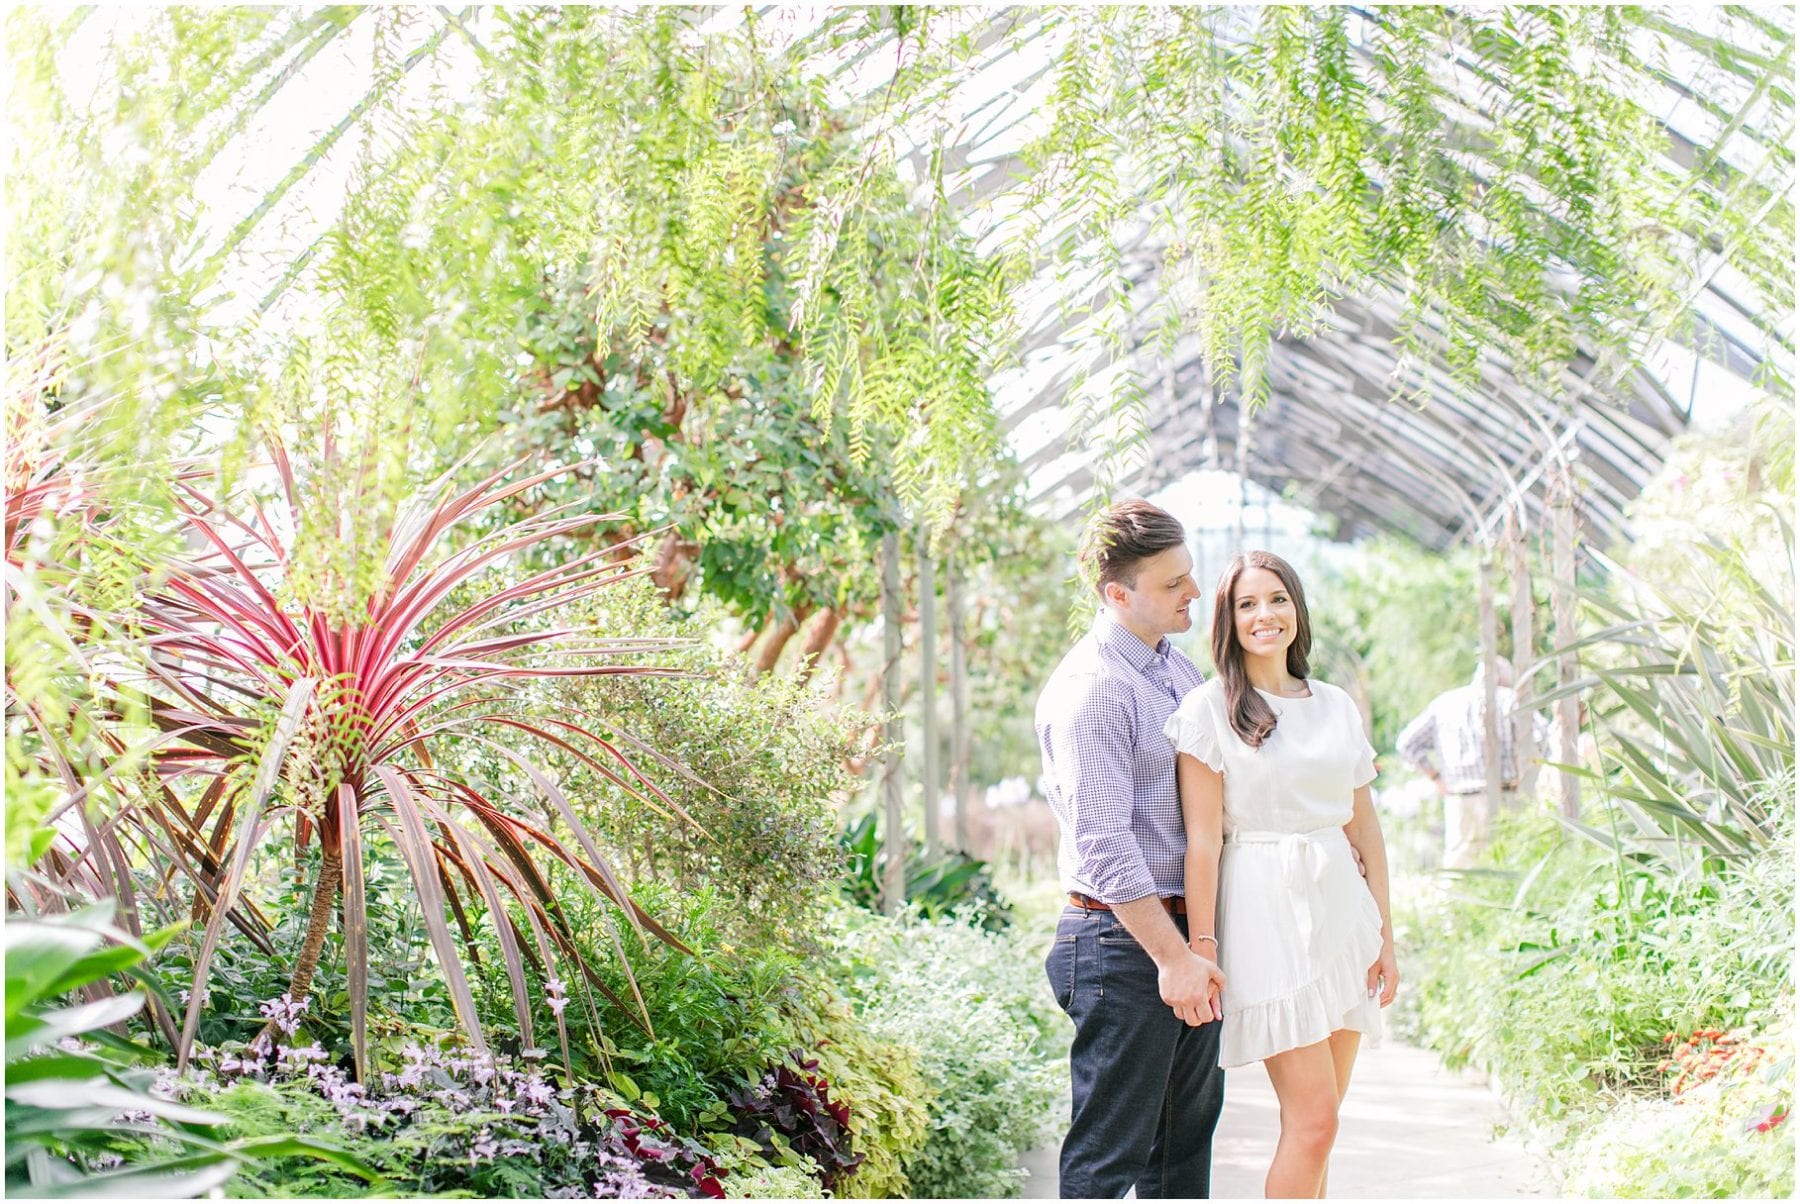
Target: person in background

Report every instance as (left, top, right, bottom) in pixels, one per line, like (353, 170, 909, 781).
(1395, 657, 1545, 869)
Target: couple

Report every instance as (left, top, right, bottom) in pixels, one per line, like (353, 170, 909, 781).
(1037, 500, 1399, 1199)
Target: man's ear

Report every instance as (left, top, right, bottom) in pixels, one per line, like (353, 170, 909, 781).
(1100, 579, 1125, 609)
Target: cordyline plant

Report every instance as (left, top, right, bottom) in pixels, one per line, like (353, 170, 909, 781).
(121, 444, 704, 1079)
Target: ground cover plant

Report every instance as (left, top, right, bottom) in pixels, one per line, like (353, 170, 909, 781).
(829, 910, 1065, 1198)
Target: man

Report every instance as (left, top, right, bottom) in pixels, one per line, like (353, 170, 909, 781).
(1396, 657, 1546, 869)
(1036, 500, 1226, 1199)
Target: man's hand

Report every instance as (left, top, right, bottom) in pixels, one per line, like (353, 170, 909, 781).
(1158, 948, 1226, 1026)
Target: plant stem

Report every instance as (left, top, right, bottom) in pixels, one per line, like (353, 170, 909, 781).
(258, 845, 342, 1047)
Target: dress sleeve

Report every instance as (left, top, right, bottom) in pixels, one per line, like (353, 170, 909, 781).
(1346, 690, 1379, 788)
(1164, 691, 1226, 774)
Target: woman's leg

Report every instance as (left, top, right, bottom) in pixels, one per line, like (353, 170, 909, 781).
(1261, 1039, 1341, 1198)
(1315, 1029, 1362, 1196)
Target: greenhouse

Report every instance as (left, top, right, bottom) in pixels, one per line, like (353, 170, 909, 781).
(5, 5, 1792, 1199)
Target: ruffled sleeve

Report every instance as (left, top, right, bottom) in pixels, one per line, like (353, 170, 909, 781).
(1164, 691, 1226, 774)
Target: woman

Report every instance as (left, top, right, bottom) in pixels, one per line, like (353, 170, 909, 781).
(1164, 550, 1399, 1199)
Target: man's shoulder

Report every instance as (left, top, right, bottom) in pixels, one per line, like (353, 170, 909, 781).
(1038, 638, 1136, 725)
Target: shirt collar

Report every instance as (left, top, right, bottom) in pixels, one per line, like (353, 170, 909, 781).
(1094, 608, 1171, 673)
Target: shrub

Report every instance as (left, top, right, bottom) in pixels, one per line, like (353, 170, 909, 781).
(531, 578, 858, 949)
(1396, 805, 1794, 1120)
(723, 1162, 829, 1199)
(467, 881, 931, 1197)
(828, 910, 1063, 1198)
(501, 881, 815, 1132)
(789, 984, 933, 1199)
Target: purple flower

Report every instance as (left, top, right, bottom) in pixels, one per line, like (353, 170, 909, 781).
(258, 993, 309, 1037)
(519, 1075, 556, 1109)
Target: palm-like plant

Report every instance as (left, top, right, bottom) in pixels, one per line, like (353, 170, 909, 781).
(1536, 534, 1794, 873)
(121, 446, 700, 1078)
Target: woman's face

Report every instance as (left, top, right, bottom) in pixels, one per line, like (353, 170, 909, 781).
(1231, 565, 1298, 660)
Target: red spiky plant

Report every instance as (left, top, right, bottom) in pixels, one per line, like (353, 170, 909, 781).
(129, 442, 704, 1079)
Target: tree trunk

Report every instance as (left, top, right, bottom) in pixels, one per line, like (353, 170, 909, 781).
(1509, 511, 1540, 799)
(918, 537, 939, 863)
(1477, 549, 1504, 821)
(880, 529, 907, 916)
(948, 552, 972, 852)
(753, 607, 807, 673)
(1552, 473, 1582, 818)
(258, 845, 341, 1047)
(795, 608, 842, 684)
(649, 533, 699, 601)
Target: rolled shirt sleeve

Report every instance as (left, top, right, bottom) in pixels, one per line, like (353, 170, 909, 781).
(1046, 688, 1159, 904)
(1395, 706, 1438, 775)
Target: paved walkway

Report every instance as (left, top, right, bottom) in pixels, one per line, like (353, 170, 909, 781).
(1019, 1038, 1552, 1199)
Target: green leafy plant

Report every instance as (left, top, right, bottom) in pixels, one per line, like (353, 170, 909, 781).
(839, 811, 1013, 930)
(526, 579, 856, 950)
(828, 911, 1063, 1198)
(5, 899, 373, 1197)
(1538, 535, 1793, 872)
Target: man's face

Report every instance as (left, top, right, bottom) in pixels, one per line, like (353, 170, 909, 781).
(1105, 545, 1201, 640)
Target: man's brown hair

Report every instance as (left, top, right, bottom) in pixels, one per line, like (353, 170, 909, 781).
(1078, 500, 1188, 596)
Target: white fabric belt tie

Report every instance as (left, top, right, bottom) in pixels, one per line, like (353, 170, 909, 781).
(1224, 828, 1339, 960)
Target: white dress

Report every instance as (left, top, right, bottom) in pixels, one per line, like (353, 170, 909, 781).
(1164, 677, 1385, 1069)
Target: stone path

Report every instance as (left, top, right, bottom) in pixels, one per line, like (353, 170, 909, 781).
(1018, 1038, 1553, 1199)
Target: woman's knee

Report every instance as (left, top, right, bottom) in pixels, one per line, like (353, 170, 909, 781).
(1284, 1102, 1338, 1156)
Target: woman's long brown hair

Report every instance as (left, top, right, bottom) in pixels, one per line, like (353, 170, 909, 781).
(1209, 550, 1313, 748)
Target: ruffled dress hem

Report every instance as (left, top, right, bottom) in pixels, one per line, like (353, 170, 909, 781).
(1218, 891, 1386, 1069)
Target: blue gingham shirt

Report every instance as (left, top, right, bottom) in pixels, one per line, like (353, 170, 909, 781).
(1036, 610, 1205, 902)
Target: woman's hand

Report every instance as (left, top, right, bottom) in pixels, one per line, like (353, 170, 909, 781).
(1367, 941, 1399, 1007)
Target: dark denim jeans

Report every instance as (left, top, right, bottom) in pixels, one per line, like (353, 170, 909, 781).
(1045, 904, 1225, 1199)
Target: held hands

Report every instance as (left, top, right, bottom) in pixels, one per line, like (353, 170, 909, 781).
(1158, 948, 1225, 1027)
(1367, 940, 1400, 1007)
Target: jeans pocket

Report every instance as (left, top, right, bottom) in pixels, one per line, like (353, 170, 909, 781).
(1045, 933, 1078, 1011)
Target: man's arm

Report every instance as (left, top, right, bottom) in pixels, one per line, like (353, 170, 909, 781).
(1109, 897, 1224, 1027)
(1395, 706, 1441, 788)
(1048, 690, 1223, 1025)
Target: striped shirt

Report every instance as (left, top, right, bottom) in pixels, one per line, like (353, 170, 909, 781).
(1036, 610, 1205, 903)
(1396, 682, 1546, 795)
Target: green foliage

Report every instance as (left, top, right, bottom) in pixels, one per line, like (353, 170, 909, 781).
(1309, 536, 1493, 750)
(4, 900, 372, 1198)
(791, 1006, 931, 1199)
(1558, 548, 1793, 871)
(1395, 803, 1793, 1123)
(525, 577, 857, 949)
(829, 911, 1064, 1199)
(1560, 1051, 1794, 1198)
(542, 882, 819, 1133)
(838, 811, 1013, 931)
(723, 1162, 828, 1199)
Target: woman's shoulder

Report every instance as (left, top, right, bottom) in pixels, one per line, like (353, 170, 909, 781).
(1302, 678, 1366, 722)
(1177, 676, 1228, 710)
(1303, 676, 1349, 701)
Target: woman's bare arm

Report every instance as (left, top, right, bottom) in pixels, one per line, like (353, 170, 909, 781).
(1343, 783, 1400, 1005)
(1177, 751, 1226, 1018)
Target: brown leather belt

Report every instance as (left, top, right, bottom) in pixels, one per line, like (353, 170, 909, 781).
(1069, 892, 1187, 916)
